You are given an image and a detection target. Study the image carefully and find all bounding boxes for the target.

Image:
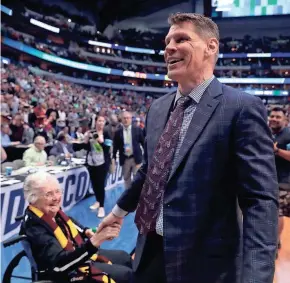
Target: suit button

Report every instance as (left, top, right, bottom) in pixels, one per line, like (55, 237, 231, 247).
(167, 204, 170, 207)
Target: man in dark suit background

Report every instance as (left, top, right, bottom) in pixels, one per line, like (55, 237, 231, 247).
(112, 111, 144, 189)
(98, 13, 278, 283)
(49, 134, 75, 158)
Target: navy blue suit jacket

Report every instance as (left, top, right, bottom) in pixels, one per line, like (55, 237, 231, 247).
(113, 125, 144, 166)
(49, 142, 75, 157)
(117, 78, 279, 283)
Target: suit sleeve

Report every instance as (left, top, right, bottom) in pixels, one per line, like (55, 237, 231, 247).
(234, 96, 279, 283)
(139, 127, 145, 150)
(69, 144, 75, 154)
(49, 145, 59, 156)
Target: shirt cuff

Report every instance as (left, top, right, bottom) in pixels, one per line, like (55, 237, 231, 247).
(112, 205, 128, 218)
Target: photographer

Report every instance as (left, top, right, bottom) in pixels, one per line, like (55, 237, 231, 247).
(84, 116, 112, 218)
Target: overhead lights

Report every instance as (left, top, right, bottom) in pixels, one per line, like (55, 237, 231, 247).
(30, 18, 60, 33)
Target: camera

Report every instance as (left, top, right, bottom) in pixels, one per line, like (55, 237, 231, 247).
(90, 131, 98, 139)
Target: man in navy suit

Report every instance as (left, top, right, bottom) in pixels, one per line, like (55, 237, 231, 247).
(98, 13, 278, 283)
(113, 111, 144, 189)
(49, 134, 75, 158)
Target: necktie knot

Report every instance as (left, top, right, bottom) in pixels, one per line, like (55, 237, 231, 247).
(176, 96, 191, 109)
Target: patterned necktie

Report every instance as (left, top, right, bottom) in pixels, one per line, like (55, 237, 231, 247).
(135, 96, 191, 234)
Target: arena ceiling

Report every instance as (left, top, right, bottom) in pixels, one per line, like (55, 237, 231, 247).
(51, 0, 187, 30)
(3, 0, 189, 31)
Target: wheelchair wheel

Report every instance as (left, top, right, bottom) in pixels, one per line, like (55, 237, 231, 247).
(3, 251, 33, 283)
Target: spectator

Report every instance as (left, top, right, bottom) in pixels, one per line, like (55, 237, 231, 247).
(1, 146, 7, 163)
(34, 124, 49, 143)
(10, 114, 24, 142)
(1, 93, 12, 123)
(113, 111, 144, 189)
(57, 126, 73, 143)
(50, 134, 75, 157)
(34, 103, 46, 127)
(56, 105, 66, 133)
(268, 107, 290, 251)
(85, 116, 112, 218)
(23, 136, 48, 167)
(22, 105, 31, 124)
(69, 126, 77, 139)
(76, 126, 84, 141)
(67, 107, 79, 128)
(22, 123, 35, 145)
(105, 114, 120, 140)
(1, 123, 20, 147)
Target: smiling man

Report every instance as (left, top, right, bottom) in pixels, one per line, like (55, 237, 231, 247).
(98, 13, 278, 283)
(268, 107, 290, 252)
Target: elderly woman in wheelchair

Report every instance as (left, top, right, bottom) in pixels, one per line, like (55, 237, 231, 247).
(20, 171, 133, 283)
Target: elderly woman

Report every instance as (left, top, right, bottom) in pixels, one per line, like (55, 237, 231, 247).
(21, 172, 133, 283)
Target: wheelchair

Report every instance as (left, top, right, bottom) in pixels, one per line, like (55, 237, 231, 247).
(2, 216, 113, 283)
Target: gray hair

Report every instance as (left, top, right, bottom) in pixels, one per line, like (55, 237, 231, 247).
(23, 172, 60, 204)
(34, 135, 46, 144)
(1, 123, 10, 129)
(121, 111, 132, 118)
(168, 13, 220, 41)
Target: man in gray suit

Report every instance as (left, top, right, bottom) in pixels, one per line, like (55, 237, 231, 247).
(98, 13, 278, 283)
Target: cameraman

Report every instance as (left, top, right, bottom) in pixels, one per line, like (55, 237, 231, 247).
(84, 115, 112, 218)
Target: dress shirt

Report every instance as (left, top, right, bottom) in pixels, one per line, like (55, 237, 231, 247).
(23, 146, 48, 166)
(123, 125, 133, 156)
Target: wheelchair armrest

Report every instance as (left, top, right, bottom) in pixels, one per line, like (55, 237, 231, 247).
(3, 235, 27, 248)
(15, 215, 25, 222)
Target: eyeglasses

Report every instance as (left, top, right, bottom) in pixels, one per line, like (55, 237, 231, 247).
(40, 189, 62, 199)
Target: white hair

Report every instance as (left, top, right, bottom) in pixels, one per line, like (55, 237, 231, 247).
(34, 135, 46, 144)
(23, 172, 60, 204)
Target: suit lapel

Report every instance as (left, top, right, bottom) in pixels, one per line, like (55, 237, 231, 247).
(120, 127, 124, 145)
(131, 125, 135, 140)
(168, 78, 222, 181)
(151, 93, 176, 147)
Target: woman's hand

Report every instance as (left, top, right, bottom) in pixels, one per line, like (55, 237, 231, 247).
(97, 134, 104, 144)
(90, 223, 121, 247)
(85, 229, 94, 238)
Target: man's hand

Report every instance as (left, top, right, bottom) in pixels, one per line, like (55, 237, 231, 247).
(65, 153, 71, 159)
(274, 142, 279, 154)
(46, 160, 53, 166)
(97, 212, 124, 234)
(136, 163, 142, 170)
(90, 223, 121, 247)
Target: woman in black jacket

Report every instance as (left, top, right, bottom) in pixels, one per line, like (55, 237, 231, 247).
(85, 115, 112, 218)
(21, 171, 133, 283)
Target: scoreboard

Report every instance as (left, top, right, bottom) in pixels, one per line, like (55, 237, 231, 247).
(211, 0, 290, 17)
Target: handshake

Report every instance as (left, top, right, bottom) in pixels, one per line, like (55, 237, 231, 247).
(87, 212, 124, 248)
